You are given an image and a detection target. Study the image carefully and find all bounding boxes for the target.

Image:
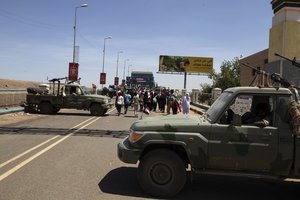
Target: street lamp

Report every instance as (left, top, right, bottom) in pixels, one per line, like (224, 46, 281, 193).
(123, 59, 129, 80)
(102, 36, 112, 73)
(116, 51, 123, 77)
(127, 65, 132, 77)
(72, 3, 88, 63)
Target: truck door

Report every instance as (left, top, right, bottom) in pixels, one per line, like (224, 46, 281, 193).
(63, 85, 83, 108)
(208, 94, 279, 172)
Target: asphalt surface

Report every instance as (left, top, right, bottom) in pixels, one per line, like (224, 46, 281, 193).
(0, 107, 300, 200)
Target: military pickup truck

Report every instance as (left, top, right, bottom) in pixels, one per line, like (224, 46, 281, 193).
(118, 86, 300, 197)
(24, 80, 113, 116)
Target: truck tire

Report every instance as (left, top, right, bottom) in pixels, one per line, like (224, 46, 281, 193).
(138, 149, 186, 198)
(39, 102, 54, 114)
(24, 105, 37, 113)
(53, 107, 60, 114)
(90, 104, 105, 116)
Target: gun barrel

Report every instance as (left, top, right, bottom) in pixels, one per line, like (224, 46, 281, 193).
(241, 62, 268, 75)
(274, 53, 300, 68)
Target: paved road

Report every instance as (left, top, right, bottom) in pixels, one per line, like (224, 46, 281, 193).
(0, 108, 299, 200)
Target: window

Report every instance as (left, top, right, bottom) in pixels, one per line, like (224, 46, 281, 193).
(219, 94, 274, 127)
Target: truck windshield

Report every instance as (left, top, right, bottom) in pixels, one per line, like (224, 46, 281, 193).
(206, 91, 233, 122)
(81, 86, 90, 95)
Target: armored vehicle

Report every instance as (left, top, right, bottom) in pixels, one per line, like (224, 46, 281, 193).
(24, 78, 112, 116)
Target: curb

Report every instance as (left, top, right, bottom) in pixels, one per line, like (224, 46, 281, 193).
(0, 107, 24, 115)
(190, 107, 204, 115)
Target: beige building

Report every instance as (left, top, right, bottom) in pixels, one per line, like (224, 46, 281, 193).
(239, 49, 269, 86)
(239, 0, 300, 88)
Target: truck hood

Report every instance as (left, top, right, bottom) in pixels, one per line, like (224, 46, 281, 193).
(131, 115, 210, 132)
(86, 94, 109, 99)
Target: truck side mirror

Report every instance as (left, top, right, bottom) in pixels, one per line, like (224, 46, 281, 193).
(231, 114, 242, 126)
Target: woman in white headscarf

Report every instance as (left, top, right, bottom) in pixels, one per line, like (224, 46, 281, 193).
(182, 93, 190, 117)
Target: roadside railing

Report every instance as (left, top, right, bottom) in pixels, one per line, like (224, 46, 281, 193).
(0, 89, 27, 108)
(191, 102, 210, 110)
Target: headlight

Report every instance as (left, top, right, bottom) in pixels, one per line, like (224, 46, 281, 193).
(129, 129, 144, 143)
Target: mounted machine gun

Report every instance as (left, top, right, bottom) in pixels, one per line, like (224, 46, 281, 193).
(241, 61, 300, 103)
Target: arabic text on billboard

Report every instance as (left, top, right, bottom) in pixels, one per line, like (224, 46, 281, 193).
(159, 55, 213, 74)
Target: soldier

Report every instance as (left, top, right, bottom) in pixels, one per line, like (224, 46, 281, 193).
(242, 103, 272, 127)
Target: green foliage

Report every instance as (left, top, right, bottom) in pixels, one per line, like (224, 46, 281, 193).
(199, 83, 212, 104)
(200, 83, 212, 93)
(199, 56, 241, 103)
(211, 56, 241, 91)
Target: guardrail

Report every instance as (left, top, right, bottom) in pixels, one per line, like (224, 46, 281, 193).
(0, 89, 27, 92)
(0, 89, 27, 108)
(191, 102, 210, 110)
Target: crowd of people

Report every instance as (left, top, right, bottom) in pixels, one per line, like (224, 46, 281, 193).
(114, 88, 190, 117)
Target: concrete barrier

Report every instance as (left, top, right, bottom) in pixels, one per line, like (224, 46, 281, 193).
(0, 92, 27, 108)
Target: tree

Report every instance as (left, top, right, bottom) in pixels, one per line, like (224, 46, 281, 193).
(212, 57, 241, 91)
(199, 56, 241, 104)
(199, 83, 212, 103)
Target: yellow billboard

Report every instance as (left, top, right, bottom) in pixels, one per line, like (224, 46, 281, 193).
(159, 55, 213, 74)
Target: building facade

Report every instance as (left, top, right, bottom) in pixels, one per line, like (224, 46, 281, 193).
(130, 71, 155, 89)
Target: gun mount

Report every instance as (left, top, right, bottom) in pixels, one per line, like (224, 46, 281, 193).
(241, 62, 299, 102)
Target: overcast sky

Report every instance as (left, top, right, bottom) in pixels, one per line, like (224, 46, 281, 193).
(0, 0, 273, 91)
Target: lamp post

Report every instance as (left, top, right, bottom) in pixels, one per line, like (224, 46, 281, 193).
(72, 3, 88, 63)
(127, 65, 132, 77)
(102, 36, 112, 73)
(123, 59, 129, 80)
(116, 51, 123, 77)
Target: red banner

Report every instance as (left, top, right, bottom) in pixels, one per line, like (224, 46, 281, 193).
(121, 79, 125, 86)
(100, 73, 106, 84)
(69, 63, 79, 81)
(114, 77, 119, 86)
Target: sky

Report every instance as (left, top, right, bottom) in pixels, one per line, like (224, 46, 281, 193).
(0, 0, 274, 92)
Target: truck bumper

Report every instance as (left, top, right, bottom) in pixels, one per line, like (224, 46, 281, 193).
(117, 137, 142, 164)
(105, 103, 113, 109)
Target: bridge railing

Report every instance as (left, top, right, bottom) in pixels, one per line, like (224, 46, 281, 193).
(0, 89, 27, 108)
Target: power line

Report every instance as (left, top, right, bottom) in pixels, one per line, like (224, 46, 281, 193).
(0, 8, 58, 29)
(77, 30, 100, 49)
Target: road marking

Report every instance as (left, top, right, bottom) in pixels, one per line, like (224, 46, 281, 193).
(0, 117, 96, 169)
(0, 117, 103, 182)
(0, 109, 116, 182)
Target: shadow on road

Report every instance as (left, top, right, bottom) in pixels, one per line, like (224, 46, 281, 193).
(0, 126, 129, 138)
(99, 167, 151, 199)
(99, 167, 300, 200)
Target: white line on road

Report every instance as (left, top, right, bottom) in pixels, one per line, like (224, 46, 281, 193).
(0, 108, 116, 182)
(0, 117, 101, 181)
(0, 117, 96, 169)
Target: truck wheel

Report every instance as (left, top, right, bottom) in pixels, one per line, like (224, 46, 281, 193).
(39, 102, 54, 114)
(24, 105, 36, 113)
(90, 104, 105, 116)
(138, 149, 186, 198)
(53, 108, 60, 114)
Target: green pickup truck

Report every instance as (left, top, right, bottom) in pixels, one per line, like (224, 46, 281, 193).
(118, 86, 300, 197)
(24, 82, 113, 116)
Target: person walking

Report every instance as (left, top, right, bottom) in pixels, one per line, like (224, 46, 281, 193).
(182, 93, 190, 117)
(124, 91, 132, 114)
(132, 92, 139, 117)
(115, 91, 124, 116)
